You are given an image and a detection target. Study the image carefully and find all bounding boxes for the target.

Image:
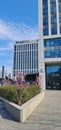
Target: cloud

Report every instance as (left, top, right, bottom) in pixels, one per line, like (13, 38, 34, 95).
(5, 66, 12, 74)
(0, 19, 38, 75)
(0, 42, 13, 51)
(0, 19, 38, 41)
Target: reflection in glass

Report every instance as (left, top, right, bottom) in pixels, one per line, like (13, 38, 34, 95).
(44, 38, 61, 58)
(46, 65, 61, 90)
(43, 0, 49, 36)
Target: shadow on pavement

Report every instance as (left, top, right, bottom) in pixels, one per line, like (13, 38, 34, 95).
(0, 101, 17, 122)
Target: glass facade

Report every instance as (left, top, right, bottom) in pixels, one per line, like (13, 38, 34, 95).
(58, 0, 61, 33)
(43, 0, 49, 36)
(42, 0, 58, 36)
(46, 65, 61, 89)
(38, 0, 61, 89)
(13, 42, 38, 76)
(50, 0, 57, 35)
(42, 0, 61, 36)
(44, 38, 61, 58)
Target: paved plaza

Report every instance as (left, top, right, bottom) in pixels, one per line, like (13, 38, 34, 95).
(0, 90, 61, 130)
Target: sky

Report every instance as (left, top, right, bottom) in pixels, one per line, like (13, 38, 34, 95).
(0, 0, 38, 75)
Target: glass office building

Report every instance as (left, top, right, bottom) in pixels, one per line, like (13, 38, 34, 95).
(13, 40, 39, 78)
(38, 0, 61, 89)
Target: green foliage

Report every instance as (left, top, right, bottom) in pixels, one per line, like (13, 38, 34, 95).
(23, 85, 41, 103)
(0, 85, 41, 105)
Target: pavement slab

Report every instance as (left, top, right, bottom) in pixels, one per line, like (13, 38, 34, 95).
(0, 90, 61, 130)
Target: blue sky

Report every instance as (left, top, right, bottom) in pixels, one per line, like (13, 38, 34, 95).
(0, 0, 38, 74)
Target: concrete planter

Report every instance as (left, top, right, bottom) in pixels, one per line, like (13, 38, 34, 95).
(0, 91, 45, 122)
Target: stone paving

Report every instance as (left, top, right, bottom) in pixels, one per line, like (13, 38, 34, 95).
(0, 90, 61, 130)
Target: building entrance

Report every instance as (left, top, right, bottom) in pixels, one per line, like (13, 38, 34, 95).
(46, 65, 61, 90)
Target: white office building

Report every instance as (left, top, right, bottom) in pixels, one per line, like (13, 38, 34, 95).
(38, 0, 61, 89)
(13, 40, 39, 80)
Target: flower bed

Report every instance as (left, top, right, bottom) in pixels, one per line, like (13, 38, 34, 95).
(0, 85, 41, 106)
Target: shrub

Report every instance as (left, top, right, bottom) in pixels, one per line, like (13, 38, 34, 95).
(0, 86, 11, 98)
(15, 72, 25, 87)
(0, 86, 20, 104)
(23, 85, 41, 103)
(0, 85, 41, 105)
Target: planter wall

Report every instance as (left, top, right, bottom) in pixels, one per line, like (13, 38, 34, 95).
(0, 91, 45, 122)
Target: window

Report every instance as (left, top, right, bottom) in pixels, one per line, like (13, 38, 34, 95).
(43, 0, 49, 36)
(50, 0, 57, 35)
(44, 38, 61, 58)
(46, 65, 61, 90)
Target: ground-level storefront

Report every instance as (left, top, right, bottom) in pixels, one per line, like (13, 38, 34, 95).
(45, 65, 61, 90)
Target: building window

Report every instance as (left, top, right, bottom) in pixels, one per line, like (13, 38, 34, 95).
(46, 65, 61, 90)
(43, 0, 49, 36)
(44, 38, 61, 58)
(58, 0, 61, 33)
(50, 0, 57, 35)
